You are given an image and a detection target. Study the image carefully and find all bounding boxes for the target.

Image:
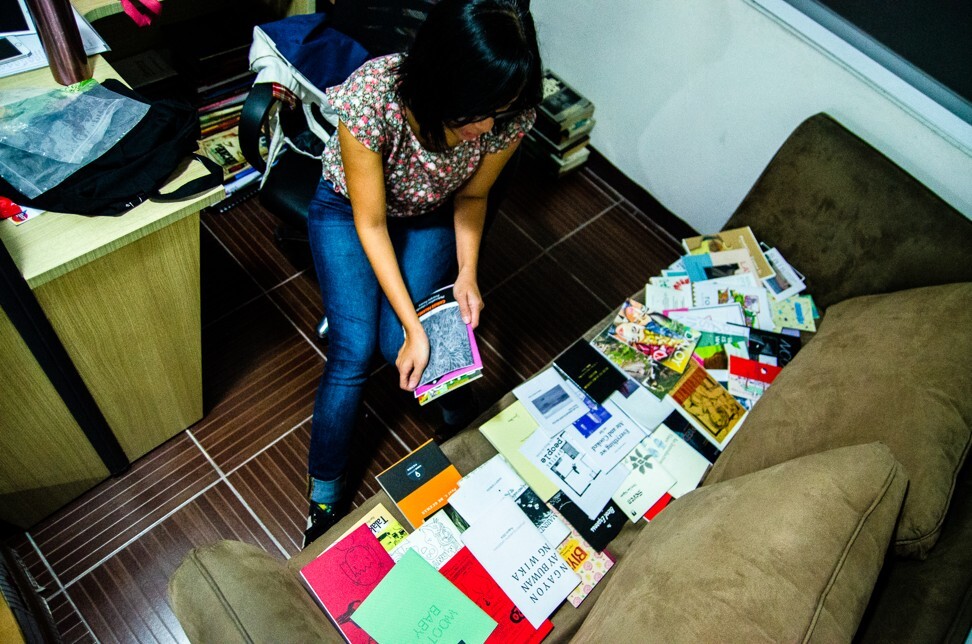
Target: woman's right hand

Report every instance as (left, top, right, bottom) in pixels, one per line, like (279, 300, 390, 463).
(397, 327, 430, 391)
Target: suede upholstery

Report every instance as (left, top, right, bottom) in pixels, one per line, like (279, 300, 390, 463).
(705, 283, 972, 558)
(725, 114, 972, 311)
(572, 443, 908, 643)
(168, 114, 972, 642)
(168, 540, 339, 643)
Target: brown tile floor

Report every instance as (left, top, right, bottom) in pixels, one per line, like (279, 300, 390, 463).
(6, 157, 684, 643)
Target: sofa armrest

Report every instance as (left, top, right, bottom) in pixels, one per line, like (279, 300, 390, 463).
(725, 113, 972, 310)
(168, 540, 340, 644)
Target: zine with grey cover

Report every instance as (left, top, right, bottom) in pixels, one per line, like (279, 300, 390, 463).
(413, 285, 481, 388)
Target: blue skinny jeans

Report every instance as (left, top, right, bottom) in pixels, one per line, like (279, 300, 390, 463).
(306, 180, 459, 499)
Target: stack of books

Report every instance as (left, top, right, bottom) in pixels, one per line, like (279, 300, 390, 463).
(412, 286, 483, 406)
(297, 225, 819, 643)
(197, 126, 262, 213)
(524, 69, 595, 177)
(163, 6, 273, 212)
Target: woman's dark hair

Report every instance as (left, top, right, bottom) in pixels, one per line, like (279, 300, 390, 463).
(396, 0, 543, 151)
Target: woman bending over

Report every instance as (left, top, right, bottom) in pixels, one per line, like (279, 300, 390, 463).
(303, 0, 543, 546)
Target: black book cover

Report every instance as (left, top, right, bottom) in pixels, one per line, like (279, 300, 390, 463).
(747, 328, 802, 367)
(662, 411, 719, 464)
(554, 339, 627, 404)
(376, 439, 452, 501)
(548, 491, 624, 552)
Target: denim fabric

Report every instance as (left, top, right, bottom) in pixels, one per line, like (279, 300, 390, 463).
(306, 180, 458, 490)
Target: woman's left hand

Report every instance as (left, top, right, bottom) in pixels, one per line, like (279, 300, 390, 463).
(454, 272, 484, 329)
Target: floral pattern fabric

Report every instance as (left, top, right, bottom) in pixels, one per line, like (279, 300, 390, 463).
(321, 54, 535, 218)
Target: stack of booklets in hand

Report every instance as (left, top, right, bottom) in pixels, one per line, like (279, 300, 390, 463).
(412, 285, 483, 406)
(523, 69, 595, 177)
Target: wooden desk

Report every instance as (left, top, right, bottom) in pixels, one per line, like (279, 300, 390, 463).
(0, 56, 224, 527)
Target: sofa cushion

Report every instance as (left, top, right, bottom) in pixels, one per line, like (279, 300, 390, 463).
(168, 540, 341, 644)
(705, 283, 972, 558)
(570, 443, 907, 643)
(724, 113, 972, 311)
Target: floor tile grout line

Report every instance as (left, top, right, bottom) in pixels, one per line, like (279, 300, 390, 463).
(361, 401, 413, 453)
(544, 203, 619, 254)
(26, 532, 98, 642)
(215, 414, 312, 478)
(202, 219, 312, 295)
(202, 290, 267, 331)
(45, 587, 99, 644)
(31, 439, 199, 540)
(25, 533, 70, 603)
(200, 220, 326, 355)
(200, 219, 273, 294)
(480, 202, 614, 300)
(45, 459, 224, 570)
(59, 478, 224, 592)
(267, 293, 328, 361)
(186, 432, 291, 559)
(579, 167, 625, 206)
(563, 260, 615, 312)
(619, 198, 685, 249)
(475, 335, 530, 383)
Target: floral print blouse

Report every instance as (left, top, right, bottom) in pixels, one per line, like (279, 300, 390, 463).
(321, 54, 535, 217)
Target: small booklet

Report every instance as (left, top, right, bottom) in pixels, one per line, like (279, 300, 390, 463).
(478, 402, 561, 502)
(449, 454, 571, 549)
(330, 502, 409, 554)
(376, 440, 461, 528)
(412, 285, 483, 406)
(666, 362, 747, 450)
(352, 549, 497, 644)
(556, 523, 615, 607)
(440, 547, 554, 643)
(461, 497, 581, 629)
(299, 524, 395, 644)
(389, 508, 465, 569)
(681, 226, 775, 280)
(547, 491, 625, 553)
(554, 338, 628, 404)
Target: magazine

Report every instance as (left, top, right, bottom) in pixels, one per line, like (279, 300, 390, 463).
(412, 285, 483, 405)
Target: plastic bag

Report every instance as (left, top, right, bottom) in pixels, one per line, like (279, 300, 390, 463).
(0, 79, 149, 198)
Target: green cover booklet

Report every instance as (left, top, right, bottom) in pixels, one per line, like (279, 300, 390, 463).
(351, 549, 497, 643)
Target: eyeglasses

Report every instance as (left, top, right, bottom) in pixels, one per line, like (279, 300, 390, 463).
(448, 108, 520, 126)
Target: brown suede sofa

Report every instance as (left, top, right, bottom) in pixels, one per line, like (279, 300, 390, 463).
(168, 113, 972, 642)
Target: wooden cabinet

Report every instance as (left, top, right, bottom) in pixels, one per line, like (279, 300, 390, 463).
(0, 57, 223, 527)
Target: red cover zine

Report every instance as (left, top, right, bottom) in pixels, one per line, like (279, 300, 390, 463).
(440, 547, 553, 644)
(300, 524, 394, 643)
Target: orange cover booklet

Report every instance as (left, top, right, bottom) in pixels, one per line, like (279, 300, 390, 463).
(376, 440, 460, 528)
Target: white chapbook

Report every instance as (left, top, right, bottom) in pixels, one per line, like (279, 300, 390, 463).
(449, 455, 570, 549)
(520, 426, 628, 520)
(513, 367, 589, 436)
(461, 497, 580, 628)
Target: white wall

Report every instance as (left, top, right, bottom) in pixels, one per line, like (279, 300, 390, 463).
(530, 0, 972, 233)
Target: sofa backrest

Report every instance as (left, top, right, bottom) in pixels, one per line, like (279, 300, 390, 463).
(725, 113, 972, 310)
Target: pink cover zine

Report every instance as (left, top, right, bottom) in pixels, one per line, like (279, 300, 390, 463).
(300, 524, 394, 643)
(413, 285, 483, 399)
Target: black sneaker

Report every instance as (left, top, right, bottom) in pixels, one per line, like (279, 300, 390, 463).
(303, 501, 340, 549)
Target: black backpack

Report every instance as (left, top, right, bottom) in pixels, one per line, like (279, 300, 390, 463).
(0, 79, 223, 217)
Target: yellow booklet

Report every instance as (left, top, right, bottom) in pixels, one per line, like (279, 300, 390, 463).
(478, 402, 559, 501)
(333, 502, 409, 553)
